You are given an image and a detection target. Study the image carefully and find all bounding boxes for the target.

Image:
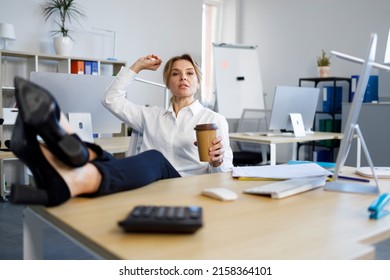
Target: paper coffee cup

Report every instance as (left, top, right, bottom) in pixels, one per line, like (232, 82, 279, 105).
(194, 123, 218, 162)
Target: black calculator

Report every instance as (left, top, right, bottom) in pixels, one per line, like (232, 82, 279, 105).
(118, 205, 203, 234)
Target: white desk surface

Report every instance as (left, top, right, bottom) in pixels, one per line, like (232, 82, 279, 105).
(0, 136, 131, 159)
(229, 131, 344, 165)
(229, 131, 343, 144)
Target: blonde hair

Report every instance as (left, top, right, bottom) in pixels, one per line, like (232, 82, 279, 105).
(163, 54, 202, 91)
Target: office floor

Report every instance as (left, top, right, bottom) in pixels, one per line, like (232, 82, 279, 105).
(1, 198, 390, 260)
(0, 199, 96, 260)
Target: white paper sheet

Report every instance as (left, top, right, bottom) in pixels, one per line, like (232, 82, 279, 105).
(232, 163, 331, 179)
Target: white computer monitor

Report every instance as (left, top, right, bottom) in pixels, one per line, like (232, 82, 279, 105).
(325, 33, 380, 195)
(30, 72, 122, 135)
(268, 86, 320, 133)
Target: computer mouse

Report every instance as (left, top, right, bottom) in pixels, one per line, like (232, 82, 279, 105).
(201, 187, 238, 201)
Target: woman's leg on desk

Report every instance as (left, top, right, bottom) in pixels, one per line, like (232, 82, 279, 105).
(39, 144, 180, 199)
(10, 77, 180, 207)
(87, 149, 180, 197)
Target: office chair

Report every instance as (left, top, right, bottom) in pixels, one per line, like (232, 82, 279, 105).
(127, 128, 143, 156)
(233, 108, 270, 166)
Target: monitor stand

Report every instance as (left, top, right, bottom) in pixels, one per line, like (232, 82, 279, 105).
(289, 113, 305, 137)
(305, 128, 315, 135)
(265, 114, 307, 137)
(68, 112, 94, 143)
(325, 124, 380, 195)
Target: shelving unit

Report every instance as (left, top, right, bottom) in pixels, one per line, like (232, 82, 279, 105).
(298, 77, 351, 162)
(0, 49, 126, 200)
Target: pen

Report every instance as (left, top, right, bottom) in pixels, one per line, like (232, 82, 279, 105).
(329, 175, 370, 183)
(236, 177, 283, 181)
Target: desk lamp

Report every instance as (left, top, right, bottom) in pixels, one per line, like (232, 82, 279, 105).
(0, 23, 16, 50)
(385, 28, 390, 64)
(330, 28, 390, 72)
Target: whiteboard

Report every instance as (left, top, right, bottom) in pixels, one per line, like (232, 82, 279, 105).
(213, 44, 264, 119)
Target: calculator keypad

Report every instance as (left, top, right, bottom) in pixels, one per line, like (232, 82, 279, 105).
(119, 205, 203, 233)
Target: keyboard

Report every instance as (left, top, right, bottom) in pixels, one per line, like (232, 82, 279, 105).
(255, 132, 294, 137)
(243, 176, 327, 199)
(263, 132, 294, 137)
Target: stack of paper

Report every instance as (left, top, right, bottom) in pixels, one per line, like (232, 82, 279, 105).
(232, 163, 332, 180)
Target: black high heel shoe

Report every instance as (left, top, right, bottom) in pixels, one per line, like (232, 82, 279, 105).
(9, 115, 71, 206)
(14, 76, 89, 167)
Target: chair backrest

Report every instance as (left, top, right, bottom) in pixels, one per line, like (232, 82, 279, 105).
(236, 108, 270, 152)
(127, 129, 143, 156)
(237, 108, 269, 132)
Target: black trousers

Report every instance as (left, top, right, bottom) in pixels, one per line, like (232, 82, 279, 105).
(90, 149, 181, 196)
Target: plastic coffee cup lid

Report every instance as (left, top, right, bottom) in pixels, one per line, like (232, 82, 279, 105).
(194, 123, 218, 131)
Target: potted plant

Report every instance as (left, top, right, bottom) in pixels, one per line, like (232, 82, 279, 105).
(41, 0, 86, 56)
(317, 49, 331, 78)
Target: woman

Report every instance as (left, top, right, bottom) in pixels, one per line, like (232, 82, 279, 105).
(10, 77, 181, 207)
(102, 54, 234, 176)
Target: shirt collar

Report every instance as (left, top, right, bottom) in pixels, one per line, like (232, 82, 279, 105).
(166, 99, 203, 116)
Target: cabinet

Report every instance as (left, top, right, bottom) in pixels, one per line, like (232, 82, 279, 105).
(342, 103, 390, 167)
(0, 50, 126, 200)
(298, 77, 351, 162)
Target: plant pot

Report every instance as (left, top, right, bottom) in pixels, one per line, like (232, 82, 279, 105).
(53, 36, 73, 56)
(318, 66, 330, 78)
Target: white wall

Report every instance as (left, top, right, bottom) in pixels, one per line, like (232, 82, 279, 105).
(0, 0, 203, 106)
(219, 0, 390, 162)
(236, 0, 390, 105)
(3, 0, 390, 161)
(5, 0, 389, 108)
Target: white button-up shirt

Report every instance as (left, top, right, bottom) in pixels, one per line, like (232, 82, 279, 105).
(102, 67, 233, 177)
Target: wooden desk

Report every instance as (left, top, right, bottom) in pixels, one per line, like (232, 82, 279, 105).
(23, 167, 390, 260)
(229, 132, 360, 165)
(94, 136, 131, 154)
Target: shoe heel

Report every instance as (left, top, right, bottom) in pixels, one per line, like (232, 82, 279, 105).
(10, 184, 48, 205)
(14, 77, 89, 167)
(57, 134, 89, 167)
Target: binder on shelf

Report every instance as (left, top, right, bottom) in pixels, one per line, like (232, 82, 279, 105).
(91, 61, 98, 75)
(318, 118, 341, 147)
(349, 75, 378, 102)
(322, 86, 342, 113)
(319, 119, 331, 147)
(71, 60, 85, 74)
(313, 148, 333, 163)
(350, 75, 358, 102)
(366, 75, 378, 102)
(84, 61, 92, 75)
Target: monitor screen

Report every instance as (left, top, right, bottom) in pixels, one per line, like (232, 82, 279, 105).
(30, 71, 122, 134)
(268, 86, 320, 132)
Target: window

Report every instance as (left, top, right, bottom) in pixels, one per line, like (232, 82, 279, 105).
(202, 0, 222, 108)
